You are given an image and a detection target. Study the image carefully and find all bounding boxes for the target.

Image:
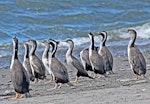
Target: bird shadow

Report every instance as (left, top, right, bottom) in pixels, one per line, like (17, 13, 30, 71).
(0, 92, 15, 100)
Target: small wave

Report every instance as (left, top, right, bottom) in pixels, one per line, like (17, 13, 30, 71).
(108, 22, 150, 40)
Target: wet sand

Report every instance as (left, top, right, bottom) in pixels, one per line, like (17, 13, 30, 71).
(0, 52, 150, 104)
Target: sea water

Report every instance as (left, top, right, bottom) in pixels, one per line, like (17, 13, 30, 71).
(0, 0, 150, 68)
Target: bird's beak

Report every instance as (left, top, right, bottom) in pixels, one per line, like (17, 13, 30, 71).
(47, 40, 51, 44)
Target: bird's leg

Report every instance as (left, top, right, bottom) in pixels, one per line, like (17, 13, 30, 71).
(47, 83, 58, 90)
(89, 72, 95, 78)
(15, 92, 20, 99)
(135, 75, 139, 80)
(10, 92, 20, 99)
(19, 94, 25, 98)
(58, 83, 62, 89)
(44, 75, 54, 84)
(50, 74, 54, 81)
(49, 74, 54, 82)
(34, 78, 39, 83)
(53, 83, 59, 89)
(141, 74, 146, 80)
(94, 73, 98, 78)
(106, 71, 114, 75)
(71, 76, 78, 83)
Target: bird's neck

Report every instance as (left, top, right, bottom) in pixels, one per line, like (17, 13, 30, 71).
(66, 43, 73, 57)
(128, 34, 136, 48)
(51, 43, 57, 57)
(13, 43, 18, 60)
(42, 46, 49, 59)
(90, 36, 95, 50)
(24, 46, 29, 59)
(30, 44, 36, 56)
(101, 35, 106, 46)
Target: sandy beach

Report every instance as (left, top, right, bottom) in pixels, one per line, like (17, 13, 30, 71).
(0, 51, 150, 104)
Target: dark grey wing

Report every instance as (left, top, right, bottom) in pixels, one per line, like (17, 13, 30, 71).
(82, 49, 91, 65)
(100, 47, 113, 71)
(11, 60, 29, 93)
(30, 55, 45, 76)
(130, 47, 146, 75)
(91, 50, 104, 70)
(72, 56, 88, 75)
(51, 58, 69, 81)
(23, 59, 35, 81)
(80, 48, 90, 69)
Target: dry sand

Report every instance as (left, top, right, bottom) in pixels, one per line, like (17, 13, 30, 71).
(0, 52, 150, 104)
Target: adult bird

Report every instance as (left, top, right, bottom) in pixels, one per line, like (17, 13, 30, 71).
(127, 29, 146, 79)
(88, 32, 106, 77)
(98, 31, 114, 75)
(64, 38, 93, 83)
(10, 37, 30, 98)
(23, 43, 35, 81)
(28, 39, 46, 82)
(41, 40, 54, 82)
(48, 39, 70, 89)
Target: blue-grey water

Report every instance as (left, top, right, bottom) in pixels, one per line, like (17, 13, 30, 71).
(0, 0, 150, 68)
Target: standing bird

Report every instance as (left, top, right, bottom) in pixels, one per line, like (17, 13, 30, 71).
(88, 32, 106, 77)
(41, 40, 54, 82)
(127, 29, 146, 79)
(28, 39, 46, 82)
(23, 43, 35, 81)
(64, 38, 93, 83)
(10, 37, 30, 98)
(48, 39, 70, 89)
(98, 31, 114, 75)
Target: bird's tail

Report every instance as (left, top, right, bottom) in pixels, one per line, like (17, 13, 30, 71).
(88, 75, 94, 79)
(25, 92, 31, 98)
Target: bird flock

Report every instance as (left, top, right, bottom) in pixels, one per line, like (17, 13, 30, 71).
(10, 29, 147, 99)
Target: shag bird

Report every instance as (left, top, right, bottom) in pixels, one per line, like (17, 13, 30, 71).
(127, 29, 146, 79)
(98, 31, 114, 75)
(41, 40, 54, 82)
(10, 37, 30, 98)
(64, 38, 93, 83)
(23, 43, 35, 81)
(48, 39, 70, 89)
(27, 39, 46, 82)
(88, 32, 106, 77)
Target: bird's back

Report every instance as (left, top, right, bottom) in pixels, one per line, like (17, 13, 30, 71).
(30, 55, 45, 76)
(70, 55, 89, 77)
(99, 46, 113, 71)
(10, 59, 30, 93)
(50, 57, 69, 83)
(128, 47, 146, 75)
(90, 50, 105, 74)
(23, 58, 35, 81)
(80, 49, 91, 65)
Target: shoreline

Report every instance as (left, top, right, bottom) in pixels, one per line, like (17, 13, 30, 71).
(0, 51, 150, 104)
